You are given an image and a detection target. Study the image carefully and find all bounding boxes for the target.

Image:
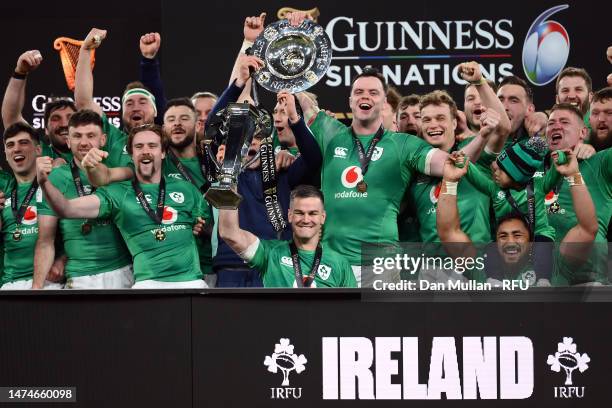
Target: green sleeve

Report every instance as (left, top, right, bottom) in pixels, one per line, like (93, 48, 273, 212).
(465, 162, 499, 198)
(308, 111, 346, 155)
(400, 135, 433, 174)
(94, 186, 116, 219)
(37, 168, 66, 217)
(542, 162, 562, 193)
(248, 239, 272, 275)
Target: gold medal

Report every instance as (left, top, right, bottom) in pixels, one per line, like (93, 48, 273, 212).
(12, 229, 22, 241)
(549, 202, 560, 214)
(81, 222, 93, 235)
(155, 228, 166, 241)
(356, 181, 367, 193)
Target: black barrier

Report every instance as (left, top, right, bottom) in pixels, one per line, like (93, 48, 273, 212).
(1, 289, 611, 407)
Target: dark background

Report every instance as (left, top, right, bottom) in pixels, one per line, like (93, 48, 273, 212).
(0, 0, 609, 134)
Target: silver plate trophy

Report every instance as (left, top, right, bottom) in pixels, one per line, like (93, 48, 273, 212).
(251, 19, 332, 93)
(204, 103, 272, 209)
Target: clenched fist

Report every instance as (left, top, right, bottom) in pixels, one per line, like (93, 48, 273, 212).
(458, 61, 483, 84)
(81, 148, 109, 169)
(15, 50, 43, 75)
(82, 28, 107, 51)
(36, 156, 53, 185)
(140, 32, 161, 59)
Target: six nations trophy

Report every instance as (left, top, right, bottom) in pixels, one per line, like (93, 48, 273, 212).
(204, 17, 332, 209)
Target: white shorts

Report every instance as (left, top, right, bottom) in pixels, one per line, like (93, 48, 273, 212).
(132, 279, 208, 289)
(65, 264, 134, 289)
(0, 279, 64, 290)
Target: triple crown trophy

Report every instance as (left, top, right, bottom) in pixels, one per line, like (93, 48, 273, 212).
(204, 18, 332, 209)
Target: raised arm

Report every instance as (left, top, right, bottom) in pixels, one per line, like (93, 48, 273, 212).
(436, 152, 472, 245)
(2, 50, 43, 128)
(554, 150, 598, 261)
(218, 208, 258, 255)
(139, 32, 166, 125)
(37, 156, 101, 219)
(229, 12, 266, 86)
(278, 91, 323, 181)
(32, 215, 58, 289)
(458, 61, 511, 152)
(75, 28, 106, 116)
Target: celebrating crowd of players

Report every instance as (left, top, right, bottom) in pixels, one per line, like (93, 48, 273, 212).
(0, 11, 610, 289)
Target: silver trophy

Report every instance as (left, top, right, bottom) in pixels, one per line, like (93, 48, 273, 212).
(204, 103, 272, 209)
(205, 18, 331, 209)
(251, 19, 332, 93)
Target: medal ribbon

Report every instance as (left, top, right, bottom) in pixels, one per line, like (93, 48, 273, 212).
(11, 179, 39, 227)
(504, 181, 536, 241)
(167, 148, 212, 194)
(70, 160, 95, 197)
(350, 125, 385, 179)
(289, 242, 323, 288)
(132, 176, 166, 225)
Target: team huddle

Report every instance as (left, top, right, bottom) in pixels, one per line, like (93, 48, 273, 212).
(0, 12, 610, 289)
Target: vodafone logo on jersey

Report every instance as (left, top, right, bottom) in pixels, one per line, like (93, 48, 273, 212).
(545, 190, 558, 206)
(341, 166, 363, 188)
(430, 183, 442, 204)
(21, 206, 38, 225)
(161, 206, 178, 225)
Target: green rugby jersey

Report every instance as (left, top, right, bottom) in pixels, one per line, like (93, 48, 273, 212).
(95, 177, 209, 282)
(545, 148, 612, 284)
(0, 171, 15, 279)
(38, 164, 131, 278)
(1, 180, 41, 284)
(465, 163, 558, 240)
(309, 112, 434, 265)
(248, 239, 356, 288)
(163, 154, 213, 274)
(409, 137, 495, 244)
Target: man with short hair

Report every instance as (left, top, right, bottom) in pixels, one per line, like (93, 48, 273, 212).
(438, 149, 598, 286)
(1, 123, 63, 289)
(1, 50, 76, 161)
(33, 110, 133, 289)
(397, 94, 421, 136)
(37, 124, 210, 288)
(408, 89, 500, 245)
(218, 185, 356, 288)
(191, 92, 218, 141)
(555, 67, 593, 119)
(496, 75, 546, 146)
(544, 103, 612, 284)
(464, 79, 498, 134)
(589, 87, 612, 151)
(296, 67, 492, 284)
(161, 97, 214, 280)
